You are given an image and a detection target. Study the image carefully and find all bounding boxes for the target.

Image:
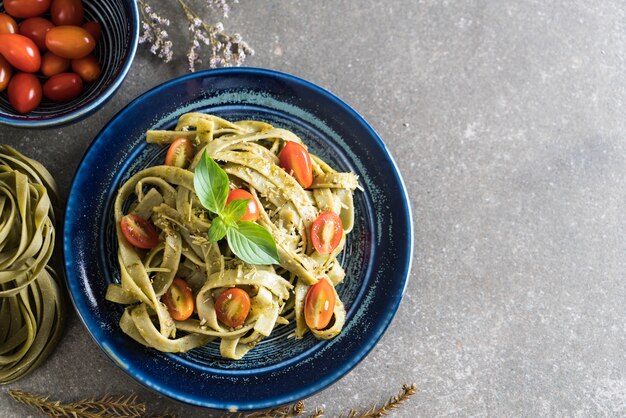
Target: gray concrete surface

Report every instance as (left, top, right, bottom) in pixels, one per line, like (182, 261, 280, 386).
(1, 0, 626, 416)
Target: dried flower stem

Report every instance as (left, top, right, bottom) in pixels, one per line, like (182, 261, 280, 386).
(176, 0, 253, 71)
(339, 384, 418, 418)
(227, 400, 306, 418)
(137, 0, 173, 62)
(8, 389, 173, 418)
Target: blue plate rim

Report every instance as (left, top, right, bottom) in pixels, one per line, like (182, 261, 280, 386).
(0, 0, 140, 128)
(63, 67, 414, 410)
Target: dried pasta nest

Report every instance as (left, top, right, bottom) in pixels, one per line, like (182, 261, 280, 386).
(0, 145, 65, 384)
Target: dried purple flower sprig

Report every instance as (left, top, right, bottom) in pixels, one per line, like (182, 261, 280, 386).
(137, 0, 253, 72)
(177, 0, 253, 72)
(137, 0, 173, 62)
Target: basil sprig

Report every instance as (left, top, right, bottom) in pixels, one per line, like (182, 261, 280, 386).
(194, 151, 280, 265)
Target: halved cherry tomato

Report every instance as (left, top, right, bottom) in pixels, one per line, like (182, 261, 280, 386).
(0, 34, 42, 72)
(226, 189, 259, 222)
(8, 73, 41, 114)
(41, 51, 70, 76)
(120, 214, 159, 249)
(0, 55, 12, 92)
(162, 278, 195, 321)
(19, 17, 55, 51)
(82, 21, 101, 43)
(215, 288, 251, 328)
(164, 138, 194, 168)
(0, 13, 18, 34)
(4, 0, 51, 19)
(71, 54, 101, 82)
(45, 25, 95, 59)
(50, 0, 84, 26)
(43, 72, 83, 102)
(304, 278, 336, 330)
(310, 211, 343, 254)
(278, 141, 313, 188)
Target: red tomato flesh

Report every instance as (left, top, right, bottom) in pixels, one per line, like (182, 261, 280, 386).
(215, 288, 251, 328)
(120, 214, 159, 249)
(162, 278, 195, 321)
(164, 138, 194, 168)
(226, 189, 259, 222)
(278, 141, 313, 188)
(311, 211, 343, 254)
(8, 73, 41, 114)
(0, 34, 42, 72)
(304, 278, 336, 330)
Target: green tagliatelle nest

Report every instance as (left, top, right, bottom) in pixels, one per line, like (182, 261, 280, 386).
(107, 113, 359, 359)
(0, 145, 65, 384)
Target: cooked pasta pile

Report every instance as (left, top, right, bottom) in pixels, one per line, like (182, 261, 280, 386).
(106, 113, 358, 359)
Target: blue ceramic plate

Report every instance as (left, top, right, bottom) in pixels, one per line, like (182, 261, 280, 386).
(64, 68, 413, 411)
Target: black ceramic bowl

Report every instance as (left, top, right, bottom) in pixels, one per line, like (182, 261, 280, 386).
(0, 0, 139, 128)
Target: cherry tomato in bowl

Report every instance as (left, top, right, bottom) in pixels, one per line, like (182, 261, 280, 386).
(7, 73, 42, 114)
(45, 25, 95, 59)
(164, 138, 194, 168)
(50, 0, 84, 26)
(120, 214, 159, 249)
(41, 52, 71, 76)
(0, 34, 42, 72)
(215, 288, 251, 328)
(279, 141, 313, 188)
(162, 278, 195, 321)
(0, 13, 18, 34)
(4, 0, 51, 19)
(226, 189, 259, 222)
(81, 21, 102, 43)
(0, 55, 12, 92)
(43, 73, 83, 102)
(19, 17, 55, 51)
(310, 211, 343, 254)
(304, 278, 336, 330)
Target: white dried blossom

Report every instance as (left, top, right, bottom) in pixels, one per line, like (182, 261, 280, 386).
(137, 0, 172, 62)
(207, 0, 238, 18)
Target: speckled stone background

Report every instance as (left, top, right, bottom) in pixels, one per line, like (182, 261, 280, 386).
(1, 1, 626, 416)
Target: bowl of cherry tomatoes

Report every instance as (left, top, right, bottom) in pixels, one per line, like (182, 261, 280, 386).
(0, 0, 139, 128)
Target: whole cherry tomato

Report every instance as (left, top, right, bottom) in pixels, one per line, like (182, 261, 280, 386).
(50, 0, 84, 26)
(0, 55, 13, 92)
(278, 141, 313, 188)
(81, 21, 101, 43)
(19, 17, 55, 51)
(0, 13, 18, 34)
(4, 0, 51, 19)
(164, 138, 194, 168)
(226, 189, 260, 222)
(41, 51, 70, 76)
(0, 34, 41, 72)
(162, 278, 195, 321)
(304, 278, 336, 330)
(8, 73, 42, 114)
(215, 288, 251, 328)
(310, 211, 343, 254)
(71, 54, 101, 82)
(43, 72, 83, 102)
(120, 214, 159, 249)
(45, 26, 95, 59)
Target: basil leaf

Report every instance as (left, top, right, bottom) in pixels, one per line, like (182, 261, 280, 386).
(222, 199, 250, 226)
(193, 151, 229, 215)
(208, 217, 228, 242)
(226, 221, 280, 265)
